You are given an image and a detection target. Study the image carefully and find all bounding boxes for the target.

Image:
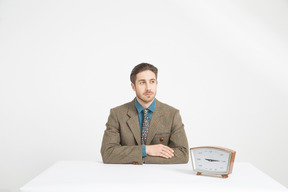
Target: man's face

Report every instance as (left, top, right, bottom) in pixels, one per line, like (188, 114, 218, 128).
(131, 70, 158, 104)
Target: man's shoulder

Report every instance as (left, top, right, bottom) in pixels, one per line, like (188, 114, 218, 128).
(110, 100, 134, 112)
(156, 99, 179, 113)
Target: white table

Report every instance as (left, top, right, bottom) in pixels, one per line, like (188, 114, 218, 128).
(20, 161, 288, 192)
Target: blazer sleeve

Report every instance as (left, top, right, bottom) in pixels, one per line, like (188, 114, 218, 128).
(143, 110, 189, 164)
(101, 108, 143, 164)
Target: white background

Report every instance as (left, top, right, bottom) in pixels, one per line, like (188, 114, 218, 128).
(0, 0, 288, 191)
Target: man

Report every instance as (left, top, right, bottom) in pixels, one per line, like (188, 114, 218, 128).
(101, 63, 189, 164)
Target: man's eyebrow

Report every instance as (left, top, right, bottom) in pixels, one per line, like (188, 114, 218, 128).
(138, 78, 156, 82)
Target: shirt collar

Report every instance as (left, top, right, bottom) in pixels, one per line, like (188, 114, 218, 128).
(135, 98, 156, 113)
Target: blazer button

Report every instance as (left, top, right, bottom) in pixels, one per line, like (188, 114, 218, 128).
(160, 137, 164, 141)
(132, 162, 139, 165)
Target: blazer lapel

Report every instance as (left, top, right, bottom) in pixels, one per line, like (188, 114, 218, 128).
(127, 101, 141, 145)
(146, 100, 163, 145)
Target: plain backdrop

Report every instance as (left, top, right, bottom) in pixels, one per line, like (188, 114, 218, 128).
(0, 0, 288, 192)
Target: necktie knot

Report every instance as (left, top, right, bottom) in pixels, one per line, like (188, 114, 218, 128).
(143, 109, 149, 115)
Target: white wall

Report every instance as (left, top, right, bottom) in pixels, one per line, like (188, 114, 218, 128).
(0, 0, 288, 191)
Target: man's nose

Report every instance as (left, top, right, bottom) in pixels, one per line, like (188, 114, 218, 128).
(146, 85, 151, 91)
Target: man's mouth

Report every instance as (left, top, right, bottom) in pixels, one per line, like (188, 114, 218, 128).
(144, 92, 153, 96)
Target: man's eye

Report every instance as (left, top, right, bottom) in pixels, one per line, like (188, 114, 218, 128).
(140, 82, 145, 84)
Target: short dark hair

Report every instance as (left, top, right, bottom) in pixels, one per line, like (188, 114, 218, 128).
(130, 63, 158, 84)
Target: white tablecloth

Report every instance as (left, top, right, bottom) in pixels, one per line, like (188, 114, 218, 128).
(20, 161, 288, 192)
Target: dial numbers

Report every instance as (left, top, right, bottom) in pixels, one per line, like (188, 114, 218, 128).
(191, 148, 231, 174)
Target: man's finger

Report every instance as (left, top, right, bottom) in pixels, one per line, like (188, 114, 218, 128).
(162, 148, 174, 157)
(160, 151, 171, 159)
(160, 149, 174, 158)
(162, 145, 174, 153)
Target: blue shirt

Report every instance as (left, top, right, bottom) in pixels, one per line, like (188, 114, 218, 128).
(135, 98, 156, 157)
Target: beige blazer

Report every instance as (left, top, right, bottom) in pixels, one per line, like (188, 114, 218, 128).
(101, 99, 189, 164)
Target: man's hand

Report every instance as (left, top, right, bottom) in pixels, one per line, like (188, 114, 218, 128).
(146, 144, 174, 159)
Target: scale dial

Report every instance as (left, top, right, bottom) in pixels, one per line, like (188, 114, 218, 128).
(190, 146, 236, 178)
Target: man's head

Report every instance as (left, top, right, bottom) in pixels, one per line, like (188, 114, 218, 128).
(130, 63, 158, 106)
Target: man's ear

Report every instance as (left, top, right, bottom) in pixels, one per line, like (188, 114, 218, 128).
(131, 83, 136, 91)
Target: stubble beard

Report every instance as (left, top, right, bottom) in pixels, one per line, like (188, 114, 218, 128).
(136, 91, 156, 104)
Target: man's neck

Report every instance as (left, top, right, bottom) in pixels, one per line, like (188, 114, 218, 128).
(136, 97, 154, 109)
